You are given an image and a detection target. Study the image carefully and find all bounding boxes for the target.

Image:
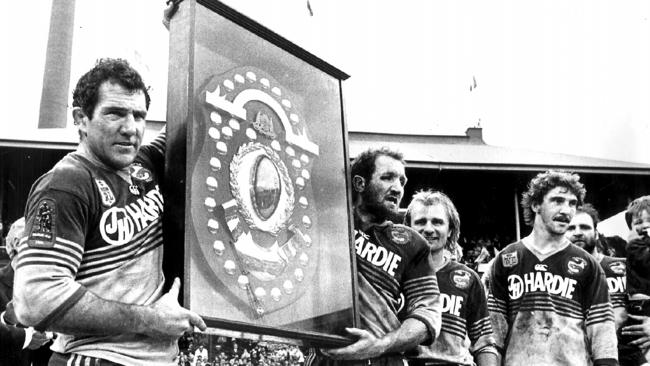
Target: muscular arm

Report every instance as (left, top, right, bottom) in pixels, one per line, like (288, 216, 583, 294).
(49, 278, 204, 338)
(475, 351, 498, 366)
(322, 318, 428, 360)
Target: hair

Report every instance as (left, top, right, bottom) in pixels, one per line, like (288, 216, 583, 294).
(72, 58, 151, 120)
(520, 170, 586, 226)
(404, 189, 460, 251)
(350, 147, 404, 200)
(576, 203, 600, 228)
(625, 195, 650, 229)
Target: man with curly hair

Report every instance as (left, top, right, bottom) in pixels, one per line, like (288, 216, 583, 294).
(11, 58, 206, 365)
(487, 170, 618, 366)
(403, 190, 498, 366)
(308, 147, 441, 366)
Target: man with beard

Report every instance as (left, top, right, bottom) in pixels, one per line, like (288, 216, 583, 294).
(404, 190, 497, 366)
(566, 204, 627, 328)
(487, 170, 618, 366)
(307, 147, 441, 366)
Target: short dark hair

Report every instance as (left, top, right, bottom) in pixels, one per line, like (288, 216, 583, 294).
(625, 195, 650, 229)
(350, 147, 404, 199)
(404, 189, 460, 250)
(576, 203, 600, 228)
(521, 170, 586, 226)
(72, 58, 151, 119)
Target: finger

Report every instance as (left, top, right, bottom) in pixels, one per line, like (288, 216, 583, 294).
(344, 327, 367, 337)
(190, 312, 207, 331)
(628, 314, 643, 320)
(622, 325, 642, 332)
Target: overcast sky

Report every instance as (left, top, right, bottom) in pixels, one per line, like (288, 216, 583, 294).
(2, 0, 649, 164)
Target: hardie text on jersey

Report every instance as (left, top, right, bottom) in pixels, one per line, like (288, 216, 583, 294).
(507, 271, 577, 300)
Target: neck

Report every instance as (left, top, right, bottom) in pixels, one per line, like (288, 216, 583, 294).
(430, 248, 446, 271)
(353, 202, 386, 230)
(76, 142, 131, 182)
(531, 223, 566, 252)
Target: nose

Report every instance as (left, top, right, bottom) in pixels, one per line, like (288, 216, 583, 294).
(423, 221, 435, 235)
(390, 180, 404, 197)
(120, 113, 137, 136)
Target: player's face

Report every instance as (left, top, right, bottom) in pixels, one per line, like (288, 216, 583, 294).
(361, 155, 406, 220)
(533, 186, 578, 236)
(409, 202, 450, 253)
(566, 212, 598, 253)
(631, 209, 650, 237)
(78, 81, 147, 170)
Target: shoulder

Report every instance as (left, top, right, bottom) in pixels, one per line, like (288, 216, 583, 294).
(600, 255, 627, 276)
(446, 260, 481, 283)
(380, 222, 428, 248)
(33, 154, 93, 194)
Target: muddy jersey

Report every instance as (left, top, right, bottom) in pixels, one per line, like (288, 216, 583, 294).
(406, 260, 496, 365)
(600, 256, 626, 327)
(488, 240, 618, 366)
(12, 133, 175, 366)
(354, 221, 441, 345)
(306, 221, 441, 366)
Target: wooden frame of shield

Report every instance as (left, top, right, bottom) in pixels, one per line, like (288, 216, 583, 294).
(163, 0, 358, 346)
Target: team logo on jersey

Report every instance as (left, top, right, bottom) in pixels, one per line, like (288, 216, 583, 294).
(451, 269, 471, 289)
(94, 179, 115, 206)
(28, 199, 56, 248)
(390, 226, 410, 245)
(534, 264, 548, 271)
(502, 252, 518, 267)
(130, 164, 153, 182)
(567, 256, 587, 275)
(609, 261, 626, 275)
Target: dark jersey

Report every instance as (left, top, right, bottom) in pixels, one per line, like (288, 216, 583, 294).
(306, 220, 441, 366)
(599, 256, 626, 327)
(406, 260, 496, 365)
(12, 134, 175, 366)
(488, 240, 618, 366)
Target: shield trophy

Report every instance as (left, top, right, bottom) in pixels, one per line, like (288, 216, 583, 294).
(190, 66, 319, 319)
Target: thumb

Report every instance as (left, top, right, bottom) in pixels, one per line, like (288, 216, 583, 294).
(167, 277, 181, 299)
(627, 314, 643, 320)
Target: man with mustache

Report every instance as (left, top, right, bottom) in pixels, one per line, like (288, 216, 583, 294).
(403, 190, 497, 366)
(487, 170, 618, 366)
(309, 147, 441, 366)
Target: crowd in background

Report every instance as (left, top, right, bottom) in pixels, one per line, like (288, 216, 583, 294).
(176, 334, 305, 366)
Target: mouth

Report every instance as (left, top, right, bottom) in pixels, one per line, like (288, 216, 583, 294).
(553, 216, 570, 224)
(385, 196, 399, 205)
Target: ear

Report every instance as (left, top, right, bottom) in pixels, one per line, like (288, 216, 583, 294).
(352, 175, 366, 193)
(72, 107, 89, 137)
(531, 202, 540, 214)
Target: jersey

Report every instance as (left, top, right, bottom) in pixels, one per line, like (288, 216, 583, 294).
(599, 256, 626, 328)
(406, 260, 496, 366)
(12, 133, 173, 366)
(487, 240, 618, 366)
(306, 220, 441, 366)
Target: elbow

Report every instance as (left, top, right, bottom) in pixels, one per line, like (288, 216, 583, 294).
(12, 292, 44, 327)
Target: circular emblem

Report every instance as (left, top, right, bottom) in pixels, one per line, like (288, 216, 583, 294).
(130, 164, 153, 182)
(609, 260, 626, 276)
(566, 256, 588, 275)
(390, 226, 410, 245)
(451, 269, 471, 289)
(190, 67, 319, 318)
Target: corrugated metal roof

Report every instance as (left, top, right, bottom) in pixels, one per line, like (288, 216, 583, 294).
(349, 128, 650, 175)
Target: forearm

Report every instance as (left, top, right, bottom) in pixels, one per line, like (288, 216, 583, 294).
(47, 290, 155, 336)
(380, 318, 429, 355)
(475, 350, 498, 366)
